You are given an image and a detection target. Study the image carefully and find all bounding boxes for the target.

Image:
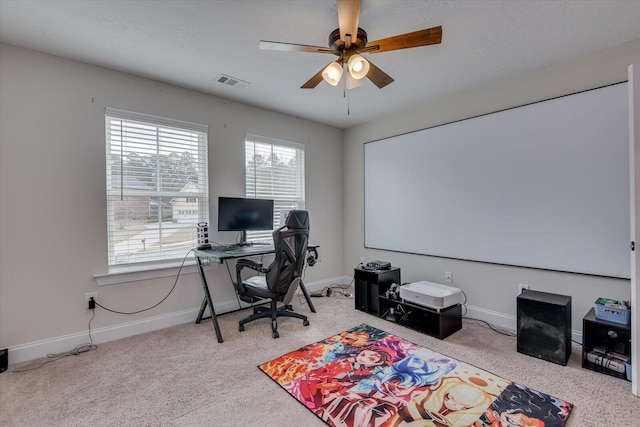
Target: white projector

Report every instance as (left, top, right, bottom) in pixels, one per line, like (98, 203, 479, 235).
(399, 281, 463, 311)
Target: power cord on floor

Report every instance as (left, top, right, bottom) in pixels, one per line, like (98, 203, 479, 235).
(9, 309, 98, 373)
(462, 317, 517, 337)
(309, 283, 353, 298)
(461, 290, 468, 316)
(300, 266, 354, 303)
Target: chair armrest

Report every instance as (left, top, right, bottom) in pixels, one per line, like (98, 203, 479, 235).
(236, 258, 264, 272)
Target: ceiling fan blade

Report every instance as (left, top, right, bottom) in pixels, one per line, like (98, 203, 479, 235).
(337, 0, 361, 44)
(367, 26, 442, 54)
(301, 66, 327, 89)
(260, 40, 334, 54)
(366, 60, 394, 89)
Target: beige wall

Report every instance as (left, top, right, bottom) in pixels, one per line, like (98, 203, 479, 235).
(343, 38, 640, 332)
(0, 43, 343, 355)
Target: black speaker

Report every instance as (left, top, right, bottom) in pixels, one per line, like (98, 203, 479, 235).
(0, 348, 7, 373)
(354, 267, 401, 315)
(517, 290, 571, 366)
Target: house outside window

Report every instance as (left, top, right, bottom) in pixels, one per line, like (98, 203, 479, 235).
(105, 108, 208, 268)
(245, 134, 305, 241)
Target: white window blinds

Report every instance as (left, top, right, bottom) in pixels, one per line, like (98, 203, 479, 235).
(105, 108, 209, 267)
(245, 134, 305, 241)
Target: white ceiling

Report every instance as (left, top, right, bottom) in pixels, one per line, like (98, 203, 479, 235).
(1, 0, 640, 129)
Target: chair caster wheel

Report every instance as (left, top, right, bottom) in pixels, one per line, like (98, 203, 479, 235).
(239, 325, 245, 332)
(272, 331, 279, 339)
(303, 320, 310, 327)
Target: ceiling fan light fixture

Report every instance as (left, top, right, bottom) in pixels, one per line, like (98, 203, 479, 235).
(347, 54, 369, 80)
(346, 73, 364, 89)
(322, 61, 343, 86)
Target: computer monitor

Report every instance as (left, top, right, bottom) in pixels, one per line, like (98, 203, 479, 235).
(217, 197, 274, 243)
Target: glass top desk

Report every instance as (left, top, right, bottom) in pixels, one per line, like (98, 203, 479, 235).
(193, 244, 318, 342)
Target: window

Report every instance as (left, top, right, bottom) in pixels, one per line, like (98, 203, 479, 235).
(245, 134, 305, 241)
(105, 108, 208, 268)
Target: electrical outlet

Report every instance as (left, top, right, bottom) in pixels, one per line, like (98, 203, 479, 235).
(360, 257, 365, 266)
(519, 284, 530, 293)
(85, 292, 97, 309)
(445, 272, 453, 283)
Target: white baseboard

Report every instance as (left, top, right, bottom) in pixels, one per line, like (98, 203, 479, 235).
(6, 275, 351, 366)
(464, 304, 583, 345)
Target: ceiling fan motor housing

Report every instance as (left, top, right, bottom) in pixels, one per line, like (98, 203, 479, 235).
(329, 27, 368, 52)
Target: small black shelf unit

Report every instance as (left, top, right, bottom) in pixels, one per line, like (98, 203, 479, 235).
(354, 267, 462, 339)
(582, 307, 631, 380)
(354, 267, 401, 315)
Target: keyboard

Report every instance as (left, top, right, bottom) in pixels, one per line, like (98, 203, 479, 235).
(214, 241, 271, 250)
(212, 244, 236, 251)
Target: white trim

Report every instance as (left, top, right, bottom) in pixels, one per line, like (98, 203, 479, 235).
(5, 275, 349, 366)
(628, 63, 639, 396)
(245, 132, 305, 150)
(106, 107, 208, 133)
(94, 261, 218, 286)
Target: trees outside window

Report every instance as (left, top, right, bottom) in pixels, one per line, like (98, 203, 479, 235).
(105, 108, 208, 267)
(245, 134, 305, 241)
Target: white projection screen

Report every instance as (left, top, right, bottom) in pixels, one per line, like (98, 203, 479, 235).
(364, 83, 630, 279)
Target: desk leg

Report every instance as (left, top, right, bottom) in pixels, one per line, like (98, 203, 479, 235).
(299, 280, 316, 313)
(195, 255, 223, 343)
(195, 297, 207, 323)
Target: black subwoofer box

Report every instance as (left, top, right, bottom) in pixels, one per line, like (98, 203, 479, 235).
(517, 290, 571, 366)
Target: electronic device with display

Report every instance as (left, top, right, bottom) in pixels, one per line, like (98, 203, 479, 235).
(218, 197, 274, 244)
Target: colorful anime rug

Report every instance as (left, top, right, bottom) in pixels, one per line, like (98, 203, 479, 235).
(259, 324, 572, 427)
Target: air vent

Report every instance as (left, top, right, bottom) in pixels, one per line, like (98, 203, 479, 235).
(214, 74, 249, 89)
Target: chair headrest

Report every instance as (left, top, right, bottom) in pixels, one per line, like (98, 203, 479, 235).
(286, 210, 309, 230)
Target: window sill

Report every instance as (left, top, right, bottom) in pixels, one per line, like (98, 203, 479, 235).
(94, 260, 218, 286)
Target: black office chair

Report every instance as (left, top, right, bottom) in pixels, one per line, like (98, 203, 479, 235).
(234, 210, 310, 338)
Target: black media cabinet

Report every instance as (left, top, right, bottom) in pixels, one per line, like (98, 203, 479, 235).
(354, 267, 462, 339)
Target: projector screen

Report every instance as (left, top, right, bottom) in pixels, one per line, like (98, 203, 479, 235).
(364, 83, 630, 279)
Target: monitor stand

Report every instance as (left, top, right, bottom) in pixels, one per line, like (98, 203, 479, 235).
(237, 230, 250, 246)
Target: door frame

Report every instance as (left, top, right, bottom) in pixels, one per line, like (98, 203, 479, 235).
(629, 63, 639, 396)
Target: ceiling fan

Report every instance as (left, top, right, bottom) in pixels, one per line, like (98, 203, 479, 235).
(259, 0, 442, 89)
